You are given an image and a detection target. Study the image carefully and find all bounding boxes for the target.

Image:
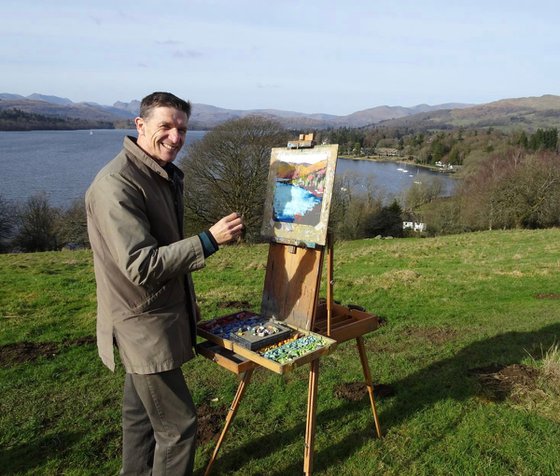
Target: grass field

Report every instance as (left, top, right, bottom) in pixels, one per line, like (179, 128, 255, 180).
(2, 229, 560, 475)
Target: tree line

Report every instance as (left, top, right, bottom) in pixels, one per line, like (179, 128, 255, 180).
(321, 125, 559, 167)
(0, 108, 115, 131)
(2, 117, 559, 253)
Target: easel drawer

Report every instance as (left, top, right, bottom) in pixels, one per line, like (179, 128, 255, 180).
(196, 341, 257, 374)
(314, 303, 381, 343)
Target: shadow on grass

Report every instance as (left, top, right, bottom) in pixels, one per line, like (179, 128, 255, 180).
(200, 322, 560, 475)
(1, 430, 83, 474)
(195, 396, 370, 476)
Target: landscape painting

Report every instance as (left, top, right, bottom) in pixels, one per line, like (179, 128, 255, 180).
(261, 144, 338, 245)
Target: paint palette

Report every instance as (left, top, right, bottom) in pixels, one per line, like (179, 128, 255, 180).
(197, 310, 265, 340)
(197, 311, 293, 350)
(229, 319, 293, 350)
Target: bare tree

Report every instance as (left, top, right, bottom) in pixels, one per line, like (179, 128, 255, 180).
(56, 199, 89, 249)
(497, 152, 560, 228)
(180, 116, 289, 241)
(14, 193, 60, 252)
(403, 176, 444, 211)
(457, 149, 560, 231)
(0, 194, 16, 251)
(330, 175, 384, 240)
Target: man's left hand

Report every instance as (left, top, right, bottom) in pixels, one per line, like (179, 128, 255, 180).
(209, 212, 244, 245)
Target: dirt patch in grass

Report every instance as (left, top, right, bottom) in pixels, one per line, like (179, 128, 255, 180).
(197, 403, 227, 445)
(534, 293, 560, 300)
(0, 336, 96, 367)
(401, 326, 459, 345)
(333, 382, 395, 401)
(217, 300, 253, 309)
(469, 363, 540, 402)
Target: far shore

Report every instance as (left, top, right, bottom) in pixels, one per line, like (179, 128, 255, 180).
(339, 154, 458, 174)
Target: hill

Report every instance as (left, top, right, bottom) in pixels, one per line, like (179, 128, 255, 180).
(375, 94, 560, 132)
(0, 92, 472, 131)
(0, 95, 133, 122)
(113, 100, 474, 130)
(0, 107, 116, 131)
(2, 92, 560, 132)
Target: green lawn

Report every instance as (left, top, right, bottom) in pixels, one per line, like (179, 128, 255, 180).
(1, 229, 560, 475)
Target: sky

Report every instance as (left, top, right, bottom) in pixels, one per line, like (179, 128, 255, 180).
(2, 0, 560, 116)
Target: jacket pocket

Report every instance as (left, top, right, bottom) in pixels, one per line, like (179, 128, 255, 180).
(129, 281, 182, 314)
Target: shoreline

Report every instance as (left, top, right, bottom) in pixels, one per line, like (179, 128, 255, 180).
(339, 154, 457, 174)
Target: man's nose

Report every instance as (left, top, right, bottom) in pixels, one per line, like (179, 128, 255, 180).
(169, 129, 183, 143)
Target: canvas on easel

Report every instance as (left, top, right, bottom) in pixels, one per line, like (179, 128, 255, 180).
(261, 144, 338, 246)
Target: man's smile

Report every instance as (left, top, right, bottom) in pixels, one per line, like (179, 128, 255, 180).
(162, 143, 179, 151)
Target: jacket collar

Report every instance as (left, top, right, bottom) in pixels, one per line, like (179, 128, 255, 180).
(123, 136, 184, 182)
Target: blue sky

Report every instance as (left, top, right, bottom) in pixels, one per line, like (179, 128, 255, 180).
(3, 0, 559, 115)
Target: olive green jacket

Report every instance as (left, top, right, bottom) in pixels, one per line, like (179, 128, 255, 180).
(86, 136, 204, 374)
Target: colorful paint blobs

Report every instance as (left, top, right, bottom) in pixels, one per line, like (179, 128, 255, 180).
(259, 335, 326, 364)
(198, 311, 265, 339)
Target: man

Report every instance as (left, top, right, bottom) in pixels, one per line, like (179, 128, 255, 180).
(86, 91, 243, 475)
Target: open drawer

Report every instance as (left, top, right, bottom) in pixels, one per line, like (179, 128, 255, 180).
(313, 302, 381, 343)
(196, 341, 257, 375)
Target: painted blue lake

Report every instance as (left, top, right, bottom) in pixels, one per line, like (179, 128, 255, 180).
(273, 181, 322, 223)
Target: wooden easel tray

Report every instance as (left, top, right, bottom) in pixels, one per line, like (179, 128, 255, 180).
(313, 302, 381, 343)
(197, 311, 336, 374)
(197, 311, 266, 351)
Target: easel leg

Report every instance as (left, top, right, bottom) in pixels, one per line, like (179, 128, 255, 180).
(356, 336, 382, 438)
(304, 359, 320, 476)
(204, 368, 254, 476)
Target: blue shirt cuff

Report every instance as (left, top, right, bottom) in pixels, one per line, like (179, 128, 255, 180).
(198, 230, 219, 258)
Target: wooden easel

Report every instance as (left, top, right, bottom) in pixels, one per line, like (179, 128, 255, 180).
(198, 236, 382, 475)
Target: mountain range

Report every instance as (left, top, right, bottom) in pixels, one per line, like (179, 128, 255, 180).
(1, 92, 559, 131)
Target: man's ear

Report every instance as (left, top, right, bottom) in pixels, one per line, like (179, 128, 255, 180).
(134, 116, 144, 136)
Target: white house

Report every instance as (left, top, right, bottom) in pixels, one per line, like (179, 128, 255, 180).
(403, 221, 426, 232)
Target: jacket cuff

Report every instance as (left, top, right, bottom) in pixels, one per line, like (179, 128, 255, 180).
(198, 230, 219, 258)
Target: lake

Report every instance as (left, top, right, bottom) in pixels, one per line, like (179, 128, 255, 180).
(0, 129, 207, 207)
(0, 130, 455, 208)
(335, 157, 456, 199)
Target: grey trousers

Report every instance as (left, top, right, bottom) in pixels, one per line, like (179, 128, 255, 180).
(120, 368, 197, 476)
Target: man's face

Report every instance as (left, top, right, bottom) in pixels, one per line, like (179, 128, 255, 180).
(135, 106, 188, 164)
